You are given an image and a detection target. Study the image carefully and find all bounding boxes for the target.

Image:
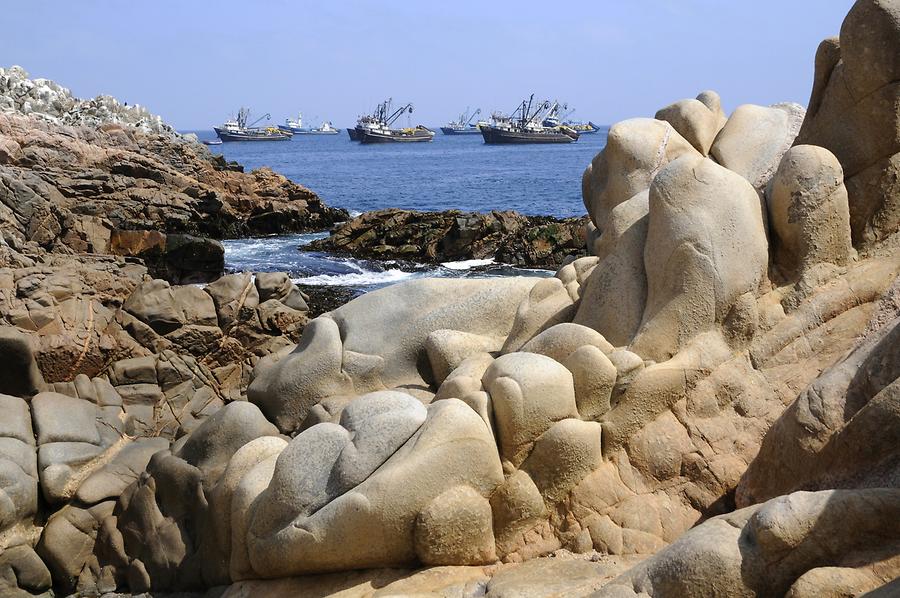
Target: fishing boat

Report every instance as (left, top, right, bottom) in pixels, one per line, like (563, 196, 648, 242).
(541, 102, 601, 134)
(348, 100, 391, 141)
(214, 108, 291, 142)
(309, 121, 340, 134)
(480, 95, 579, 144)
(440, 107, 487, 135)
(279, 114, 340, 135)
(354, 99, 435, 143)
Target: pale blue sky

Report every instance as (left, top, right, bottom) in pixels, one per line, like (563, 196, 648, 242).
(2, 1, 854, 129)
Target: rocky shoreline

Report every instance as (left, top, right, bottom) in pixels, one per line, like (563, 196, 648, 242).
(2, 2, 900, 595)
(306, 208, 588, 268)
(0, 65, 348, 285)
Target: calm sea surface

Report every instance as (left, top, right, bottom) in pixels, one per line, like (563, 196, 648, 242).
(187, 128, 608, 290)
(193, 127, 607, 217)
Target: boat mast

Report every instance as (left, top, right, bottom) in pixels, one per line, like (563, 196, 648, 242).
(465, 108, 481, 126)
(237, 107, 249, 129)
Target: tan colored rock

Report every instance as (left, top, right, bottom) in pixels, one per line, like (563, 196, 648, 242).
(35, 501, 115, 595)
(414, 485, 497, 565)
(249, 278, 535, 433)
(564, 346, 617, 420)
(434, 353, 495, 402)
(655, 93, 724, 155)
(248, 317, 353, 433)
(711, 102, 806, 194)
(205, 272, 260, 330)
(490, 469, 547, 552)
(626, 410, 695, 482)
(501, 278, 575, 353)
(844, 152, 900, 244)
(631, 156, 768, 362)
(0, 544, 51, 597)
(794, 1, 900, 243)
(738, 315, 900, 506)
(520, 322, 613, 362)
(786, 567, 882, 598)
(583, 118, 699, 230)
(574, 191, 649, 346)
(228, 454, 279, 581)
(425, 329, 504, 385)
(246, 399, 503, 577)
(0, 394, 38, 534)
(254, 272, 308, 312)
(696, 90, 728, 130)
(205, 436, 287, 585)
(520, 418, 602, 503)
(768, 145, 853, 276)
(482, 352, 579, 467)
(596, 489, 900, 598)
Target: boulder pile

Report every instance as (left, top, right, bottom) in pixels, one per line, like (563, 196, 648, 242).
(0, 66, 348, 284)
(308, 208, 588, 268)
(0, 65, 172, 135)
(1, 1, 900, 596)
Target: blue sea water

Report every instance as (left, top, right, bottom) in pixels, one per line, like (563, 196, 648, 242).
(194, 127, 607, 217)
(190, 128, 608, 290)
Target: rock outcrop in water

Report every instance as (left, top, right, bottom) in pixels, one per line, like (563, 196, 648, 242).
(307, 208, 588, 268)
(3, 1, 900, 595)
(0, 66, 348, 284)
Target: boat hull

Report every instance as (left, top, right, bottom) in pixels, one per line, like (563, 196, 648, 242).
(480, 127, 578, 144)
(347, 128, 362, 141)
(359, 129, 435, 143)
(440, 126, 482, 135)
(214, 127, 291, 142)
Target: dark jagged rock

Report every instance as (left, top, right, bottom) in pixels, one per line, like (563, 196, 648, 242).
(306, 208, 588, 268)
(295, 284, 362, 318)
(111, 231, 224, 284)
(0, 113, 348, 247)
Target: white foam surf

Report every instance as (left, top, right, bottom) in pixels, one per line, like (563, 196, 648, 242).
(440, 258, 496, 270)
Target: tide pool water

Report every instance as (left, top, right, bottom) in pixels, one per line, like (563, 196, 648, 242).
(222, 233, 552, 292)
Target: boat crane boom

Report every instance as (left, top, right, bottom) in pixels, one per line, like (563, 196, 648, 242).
(386, 103, 413, 126)
(248, 112, 272, 128)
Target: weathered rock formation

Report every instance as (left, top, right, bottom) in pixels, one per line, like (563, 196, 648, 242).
(307, 208, 588, 268)
(2, 1, 900, 596)
(0, 66, 348, 284)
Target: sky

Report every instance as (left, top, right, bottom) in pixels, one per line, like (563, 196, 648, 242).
(1, 1, 854, 130)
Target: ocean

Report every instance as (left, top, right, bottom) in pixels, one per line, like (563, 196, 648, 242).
(190, 128, 608, 291)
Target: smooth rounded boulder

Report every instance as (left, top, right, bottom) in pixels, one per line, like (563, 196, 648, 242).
(245, 399, 503, 577)
(631, 155, 768, 362)
(583, 118, 699, 230)
(654, 94, 724, 156)
(710, 102, 806, 195)
(767, 145, 852, 275)
(482, 352, 579, 467)
(249, 278, 537, 433)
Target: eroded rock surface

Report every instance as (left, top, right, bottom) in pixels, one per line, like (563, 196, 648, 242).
(4, 1, 900, 596)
